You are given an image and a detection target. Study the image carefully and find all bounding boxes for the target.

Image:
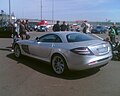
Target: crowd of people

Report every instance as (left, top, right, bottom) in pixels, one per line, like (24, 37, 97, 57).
(52, 21, 70, 32)
(52, 20, 92, 33)
(11, 19, 30, 51)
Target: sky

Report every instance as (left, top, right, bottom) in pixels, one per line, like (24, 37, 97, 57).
(0, 0, 120, 22)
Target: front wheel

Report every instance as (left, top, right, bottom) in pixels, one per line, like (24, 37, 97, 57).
(51, 55, 68, 75)
(14, 44, 21, 58)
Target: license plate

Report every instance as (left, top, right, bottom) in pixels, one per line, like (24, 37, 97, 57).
(98, 47, 108, 53)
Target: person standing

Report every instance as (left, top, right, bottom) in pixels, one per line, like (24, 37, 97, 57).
(81, 20, 91, 33)
(24, 20, 30, 39)
(60, 21, 67, 31)
(109, 26, 116, 44)
(12, 19, 21, 51)
(111, 23, 120, 44)
(19, 20, 27, 40)
(24, 20, 30, 32)
(66, 24, 70, 31)
(112, 23, 118, 35)
(52, 21, 60, 32)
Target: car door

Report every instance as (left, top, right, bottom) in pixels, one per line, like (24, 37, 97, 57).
(29, 34, 62, 58)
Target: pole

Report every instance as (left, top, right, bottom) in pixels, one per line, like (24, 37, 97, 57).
(41, 0, 42, 21)
(52, 0, 54, 24)
(9, 0, 11, 23)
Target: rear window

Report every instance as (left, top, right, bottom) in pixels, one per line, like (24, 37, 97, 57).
(66, 33, 95, 42)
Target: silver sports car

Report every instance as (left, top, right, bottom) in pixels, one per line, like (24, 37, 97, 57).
(14, 31, 112, 74)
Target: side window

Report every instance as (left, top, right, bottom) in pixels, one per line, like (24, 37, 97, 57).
(39, 34, 62, 43)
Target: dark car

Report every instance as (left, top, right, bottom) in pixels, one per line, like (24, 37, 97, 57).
(36, 26, 47, 32)
(117, 26, 120, 33)
(91, 26, 107, 34)
(28, 25, 34, 31)
(0, 26, 13, 38)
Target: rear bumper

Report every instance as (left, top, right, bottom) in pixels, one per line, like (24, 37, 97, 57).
(66, 52, 112, 71)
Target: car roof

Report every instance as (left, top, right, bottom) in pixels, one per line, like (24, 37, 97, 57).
(45, 31, 98, 43)
(39, 31, 83, 43)
(47, 31, 82, 35)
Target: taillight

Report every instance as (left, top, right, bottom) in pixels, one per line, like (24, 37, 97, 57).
(70, 47, 94, 55)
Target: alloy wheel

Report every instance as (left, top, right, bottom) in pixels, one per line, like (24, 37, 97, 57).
(51, 55, 67, 75)
(14, 45, 21, 58)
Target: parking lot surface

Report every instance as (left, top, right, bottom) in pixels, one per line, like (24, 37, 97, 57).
(0, 32, 120, 96)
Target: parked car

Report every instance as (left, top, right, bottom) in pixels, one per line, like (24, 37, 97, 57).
(91, 26, 107, 34)
(117, 26, 120, 43)
(28, 25, 35, 31)
(117, 26, 120, 33)
(0, 26, 13, 38)
(14, 31, 112, 75)
(36, 25, 47, 32)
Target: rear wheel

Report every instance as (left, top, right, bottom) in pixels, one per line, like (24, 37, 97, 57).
(51, 55, 68, 75)
(14, 44, 21, 58)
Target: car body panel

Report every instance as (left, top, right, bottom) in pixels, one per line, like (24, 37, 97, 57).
(15, 31, 112, 71)
(29, 42, 53, 58)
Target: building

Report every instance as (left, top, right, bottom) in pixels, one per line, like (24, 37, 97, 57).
(0, 12, 16, 27)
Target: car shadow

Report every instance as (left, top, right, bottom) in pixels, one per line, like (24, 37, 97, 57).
(0, 46, 13, 52)
(7, 53, 100, 80)
(0, 48, 12, 52)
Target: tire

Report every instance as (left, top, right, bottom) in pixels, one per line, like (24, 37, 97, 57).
(51, 55, 68, 75)
(14, 44, 21, 58)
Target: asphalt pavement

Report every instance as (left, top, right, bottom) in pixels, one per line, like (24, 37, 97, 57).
(0, 32, 120, 96)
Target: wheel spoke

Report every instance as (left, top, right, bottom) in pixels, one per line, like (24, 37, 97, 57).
(60, 64, 64, 69)
(58, 67, 62, 73)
